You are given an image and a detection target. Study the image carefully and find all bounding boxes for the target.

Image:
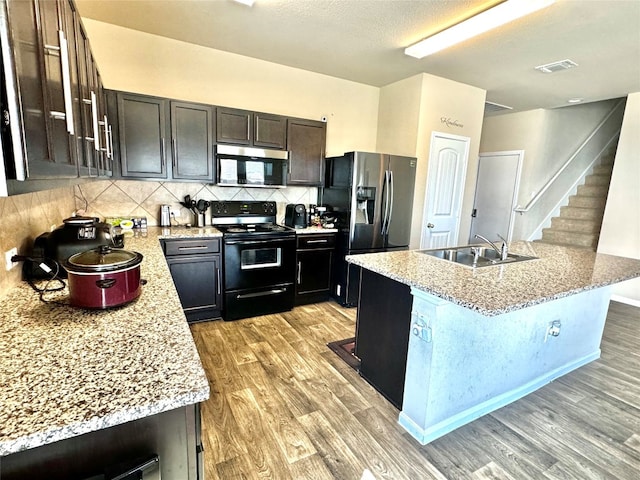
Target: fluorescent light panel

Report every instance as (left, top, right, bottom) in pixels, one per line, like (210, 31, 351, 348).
(405, 0, 556, 59)
(232, 0, 255, 6)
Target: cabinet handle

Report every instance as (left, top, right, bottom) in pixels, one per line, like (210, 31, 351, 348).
(297, 261, 302, 284)
(58, 31, 74, 135)
(107, 123, 114, 160)
(246, 114, 251, 142)
(306, 239, 329, 244)
(172, 138, 177, 168)
(217, 267, 221, 295)
(90, 91, 100, 151)
(49, 111, 66, 120)
(103, 115, 111, 159)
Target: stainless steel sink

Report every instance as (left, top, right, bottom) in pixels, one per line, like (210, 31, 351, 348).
(420, 245, 537, 267)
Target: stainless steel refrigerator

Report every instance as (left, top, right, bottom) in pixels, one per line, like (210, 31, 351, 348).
(319, 151, 417, 306)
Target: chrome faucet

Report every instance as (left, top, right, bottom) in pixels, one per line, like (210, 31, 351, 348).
(474, 234, 509, 261)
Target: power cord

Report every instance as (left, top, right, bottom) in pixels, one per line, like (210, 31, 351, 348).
(13, 255, 69, 305)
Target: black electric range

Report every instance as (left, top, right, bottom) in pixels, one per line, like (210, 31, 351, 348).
(211, 201, 297, 320)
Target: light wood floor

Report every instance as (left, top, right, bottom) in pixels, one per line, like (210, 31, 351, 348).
(190, 301, 640, 480)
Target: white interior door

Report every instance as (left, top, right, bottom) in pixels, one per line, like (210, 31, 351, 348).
(421, 132, 470, 249)
(469, 150, 523, 243)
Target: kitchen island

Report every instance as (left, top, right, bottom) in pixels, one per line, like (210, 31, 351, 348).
(347, 241, 640, 445)
(0, 227, 220, 479)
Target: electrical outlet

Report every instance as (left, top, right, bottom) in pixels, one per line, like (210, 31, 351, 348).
(5, 247, 18, 271)
(170, 208, 181, 217)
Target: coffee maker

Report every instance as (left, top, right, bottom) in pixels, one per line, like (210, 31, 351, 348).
(284, 204, 307, 229)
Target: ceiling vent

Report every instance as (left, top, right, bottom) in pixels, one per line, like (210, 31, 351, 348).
(535, 59, 578, 73)
(484, 101, 513, 115)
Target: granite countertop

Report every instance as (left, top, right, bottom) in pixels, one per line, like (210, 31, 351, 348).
(346, 241, 640, 316)
(0, 227, 219, 457)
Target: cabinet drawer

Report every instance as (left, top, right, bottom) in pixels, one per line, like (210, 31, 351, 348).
(297, 234, 335, 249)
(164, 238, 221, 256)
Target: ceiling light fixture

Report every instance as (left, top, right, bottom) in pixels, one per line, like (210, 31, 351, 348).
(232, 0, 255, 6)
(405, 0, 556, 59)
(567, 98, 584, 104)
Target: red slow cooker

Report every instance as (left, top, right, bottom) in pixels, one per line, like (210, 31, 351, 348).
(64, 246, 144, 309)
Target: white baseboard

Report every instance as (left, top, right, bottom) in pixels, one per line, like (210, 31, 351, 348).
(611, 294, 640, 308)
(398, 350, 600, 445)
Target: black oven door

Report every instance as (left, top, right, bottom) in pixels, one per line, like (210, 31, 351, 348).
(223, 236, 296, 320)
(224, 237, 296, 291)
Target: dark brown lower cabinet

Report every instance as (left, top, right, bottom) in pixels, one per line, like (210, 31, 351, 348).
(295, 233, 335, 305)
(0, 404, 203, 480)
(355, 268, 413, 409)
(163, 238, 222, 322)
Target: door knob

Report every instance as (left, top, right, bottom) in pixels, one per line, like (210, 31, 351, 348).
(427, 223, 434, 229)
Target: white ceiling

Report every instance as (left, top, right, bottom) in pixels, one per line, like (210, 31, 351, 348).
(75, 0, 640, 114)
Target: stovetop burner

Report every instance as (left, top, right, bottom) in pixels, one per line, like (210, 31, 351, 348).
(211, 201, 296, 240)
(216, 223, 295, 237)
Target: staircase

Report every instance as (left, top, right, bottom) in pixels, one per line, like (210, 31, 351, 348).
(540, 153, 615, 250)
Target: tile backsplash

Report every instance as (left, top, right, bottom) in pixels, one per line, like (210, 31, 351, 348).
(74, 180, 318, 226)
(0, 187, 76, 297)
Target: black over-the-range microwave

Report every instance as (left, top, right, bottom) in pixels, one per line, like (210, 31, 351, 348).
(215, 145, 289, 188)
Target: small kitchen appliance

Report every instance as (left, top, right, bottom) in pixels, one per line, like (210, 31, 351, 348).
(64, 246, 144, 309)
(160, 205, 171, 227)
(284, 204, 307, 229)
(31, 217, 119, 278)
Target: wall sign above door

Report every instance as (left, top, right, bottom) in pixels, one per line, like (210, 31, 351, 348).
(441, 117, 464, 128)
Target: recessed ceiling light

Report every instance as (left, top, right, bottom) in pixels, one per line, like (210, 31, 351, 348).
(405, 0, 556, 59)
(567, 98, 584, 103)
(232, 0, 255, 6)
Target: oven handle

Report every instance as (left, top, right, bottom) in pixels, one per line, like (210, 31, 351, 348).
(225, 239, 292, 246)
(236, 288, 287, 299)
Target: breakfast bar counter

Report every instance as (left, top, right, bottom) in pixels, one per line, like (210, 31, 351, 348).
(0, 227, 220, 478)
(346, 241, 640, 316)
(346, 241, 640, 445)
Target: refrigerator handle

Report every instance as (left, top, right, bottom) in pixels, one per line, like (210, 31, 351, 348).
(382, 170, 390, 235)
(387, 170, 394, 235)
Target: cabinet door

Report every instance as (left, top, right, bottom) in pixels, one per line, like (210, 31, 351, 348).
(216, 107, 251, 145)
(297, 249, 332, 295)
(254, 113, 286, 149)
(95, 71, 113, 176)
(287, 118, 326, 186)
(72, 14, 96, 177)
(36, 0, 77, 177)
(118, 93, 168, 178)
(166, 254, 222, 321)
(171, 101, 214, 181)
(355, 269, 413, 409)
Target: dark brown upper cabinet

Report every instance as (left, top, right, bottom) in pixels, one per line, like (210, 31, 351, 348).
(216, 108, 286, 150)
(117, 93, 169, 179)
(3, 0, 78, 179)
(1, 0, 110, 195)
(287, 118, 326, 186)
(254, 113, 287, 149)
(170, 101, 215, 182)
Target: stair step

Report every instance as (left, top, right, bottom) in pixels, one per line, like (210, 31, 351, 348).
(593, 164, 614, 175)
(534, 239, 594, 250)
(576, 184, 609, 198)
(541, 229, 598, 249)
(585, 174, 611, 186)
(600, 153, 616, 165)
(559, 205, 604, 221)
(550, 217, 601, 233)
(568, 195, 607, 209)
